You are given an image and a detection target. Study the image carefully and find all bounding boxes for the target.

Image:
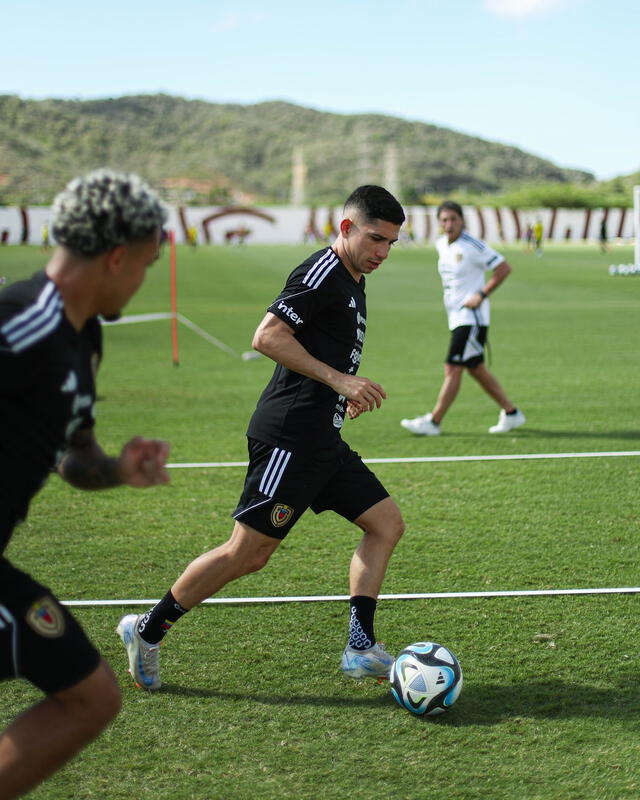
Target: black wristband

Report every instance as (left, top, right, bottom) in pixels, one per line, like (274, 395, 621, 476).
(478, 289, 487, 299)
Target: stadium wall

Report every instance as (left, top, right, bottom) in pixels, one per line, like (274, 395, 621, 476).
(0, 204, 634, 246)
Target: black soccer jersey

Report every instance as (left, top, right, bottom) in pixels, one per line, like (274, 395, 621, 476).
(247, 247, 367, 449)
(0, 271, 101, 552)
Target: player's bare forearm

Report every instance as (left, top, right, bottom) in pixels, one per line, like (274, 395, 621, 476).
(58, 430, 170, 490)
(464, 260, 512, 308)
(253, 313, 386, 410)
(487, 260, 511, 292)
(253, 313, 339, 386)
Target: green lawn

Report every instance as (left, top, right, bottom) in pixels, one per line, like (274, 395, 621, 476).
(1, 241, 639, 799)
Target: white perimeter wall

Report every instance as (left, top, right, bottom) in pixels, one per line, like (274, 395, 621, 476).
(0, 204, 635, 246)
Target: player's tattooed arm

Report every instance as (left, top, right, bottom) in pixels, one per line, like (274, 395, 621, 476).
(58, 429, 170, 490)
(58, 428, 122, 489)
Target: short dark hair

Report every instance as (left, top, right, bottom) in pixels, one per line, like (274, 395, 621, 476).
(437, 200, 464, 220)
(343, 185, 405, 226)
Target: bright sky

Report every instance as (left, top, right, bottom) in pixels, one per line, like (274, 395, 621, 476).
(1, 0, 638, 181)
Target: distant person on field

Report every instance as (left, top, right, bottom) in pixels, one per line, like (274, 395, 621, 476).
(599, 217, 609, 253)
(323, 217, 335, 242)
(402, 219, 415, 244)
(401, 200, 525, 436)
(524, 224, 533, 252)
(41, 223, 50, 251)
(117, 186, 407, 688)
(533, 219, 544, 256)
(303, 223, 316, 244)
(187, 225, 198, 248)
(0, 169, 170, 800)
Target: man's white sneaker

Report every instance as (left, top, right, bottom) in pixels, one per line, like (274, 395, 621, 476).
(400, 413, 441, 436)
(489, 408, 526, 434)
(116, 614, 161, 690)
(341, 643, 394, 679)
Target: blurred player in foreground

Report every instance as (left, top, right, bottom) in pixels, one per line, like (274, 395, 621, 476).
(401, 200, 525, 436)
(117, 185, 406, 687)
(0, 169, 170, 800)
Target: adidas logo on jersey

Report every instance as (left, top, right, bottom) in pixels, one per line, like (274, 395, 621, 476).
(60, 370, 78, 393)
(348, 297, 356, 308)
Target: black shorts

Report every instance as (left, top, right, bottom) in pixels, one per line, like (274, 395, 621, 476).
(446, 325, 488, 368)
(232, 437, 389, 540)
(0, 558, 101, 694)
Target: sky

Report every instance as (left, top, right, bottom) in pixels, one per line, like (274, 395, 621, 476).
(1, 0, 638, 181)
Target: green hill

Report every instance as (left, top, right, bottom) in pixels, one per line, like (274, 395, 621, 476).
(0, 93, 596, 205)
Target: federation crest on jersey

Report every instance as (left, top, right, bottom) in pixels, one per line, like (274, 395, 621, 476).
(25, 595, 65, 638)
(333, 412, 344, 429)
(456, 253, 463, 262)
(270, 503, 294, 528)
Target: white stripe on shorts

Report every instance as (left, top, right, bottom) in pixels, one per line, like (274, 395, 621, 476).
(462, 324, 483, 362)
(0, 605, 19, 677)
(259, 447, 292, 497)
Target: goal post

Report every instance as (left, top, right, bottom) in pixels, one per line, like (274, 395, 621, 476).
(169, 229, 179, 366)
(609, 185, 640, 275)
(634, 185, 640, 269)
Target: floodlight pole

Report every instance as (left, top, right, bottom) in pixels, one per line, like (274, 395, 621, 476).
(169, 230, 179, 366)
(634, 185, 640, 268)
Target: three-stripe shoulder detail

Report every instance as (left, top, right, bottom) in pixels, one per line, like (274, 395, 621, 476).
(460, 232, 486, 252)
(0, 281, 64, 353)
(302, 248, 339, 289)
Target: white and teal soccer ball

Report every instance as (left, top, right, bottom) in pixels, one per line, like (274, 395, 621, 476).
(390, 642, 463, 716)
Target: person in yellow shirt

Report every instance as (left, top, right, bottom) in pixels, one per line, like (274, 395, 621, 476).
(533, 219, 543, 256)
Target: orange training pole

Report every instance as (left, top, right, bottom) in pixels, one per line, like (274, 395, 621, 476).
(169, 230, 179, 366)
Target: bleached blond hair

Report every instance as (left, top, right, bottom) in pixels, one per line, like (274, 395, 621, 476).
(52, 168, 167, 257)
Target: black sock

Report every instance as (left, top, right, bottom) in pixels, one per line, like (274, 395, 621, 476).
(137, 590, 188, 644)
(506, 408, 518, 415)
(348, 595, 377, 650)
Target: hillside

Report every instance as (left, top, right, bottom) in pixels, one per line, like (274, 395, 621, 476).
(0, 93, 595, 205)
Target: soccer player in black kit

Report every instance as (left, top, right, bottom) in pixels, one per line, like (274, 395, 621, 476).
(0, 169, 170, 800)
(118, 185, 406, 688)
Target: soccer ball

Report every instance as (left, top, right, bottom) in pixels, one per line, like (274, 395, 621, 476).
(390, 642, 463, 716)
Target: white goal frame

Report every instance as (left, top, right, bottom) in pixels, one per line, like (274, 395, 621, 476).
(609, 185, 639, 274)
(634, 185, 640, 268)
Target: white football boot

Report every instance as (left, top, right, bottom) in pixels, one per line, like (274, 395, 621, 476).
(400, 413, 441, 436)
(489, 408, 526, 434)
(116, 614, 161, 690)
(341, 643, 394, 679)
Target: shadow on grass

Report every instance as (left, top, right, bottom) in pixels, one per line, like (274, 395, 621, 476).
(161, 682, 389, 709)
(443, 676, 640, 726)
(161, 675, 640, 724)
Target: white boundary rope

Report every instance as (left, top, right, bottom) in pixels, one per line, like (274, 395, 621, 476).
(166, 450, 640, 470)
(175, 313, 238, 357)
(60, 449, 640, 608)
(62, 586, 640, 607)
(104, 312, 239, 357)
(105, 312, 174, 324)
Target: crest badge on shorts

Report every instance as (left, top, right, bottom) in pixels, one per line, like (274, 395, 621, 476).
(26, 595, 66, 638)
(271, 503, 294, 528)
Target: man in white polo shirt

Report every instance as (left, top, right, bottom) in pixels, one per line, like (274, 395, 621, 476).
(401, 200, 525, 436)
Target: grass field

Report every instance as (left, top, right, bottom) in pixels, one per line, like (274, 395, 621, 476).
(1, 240, 639, 800)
